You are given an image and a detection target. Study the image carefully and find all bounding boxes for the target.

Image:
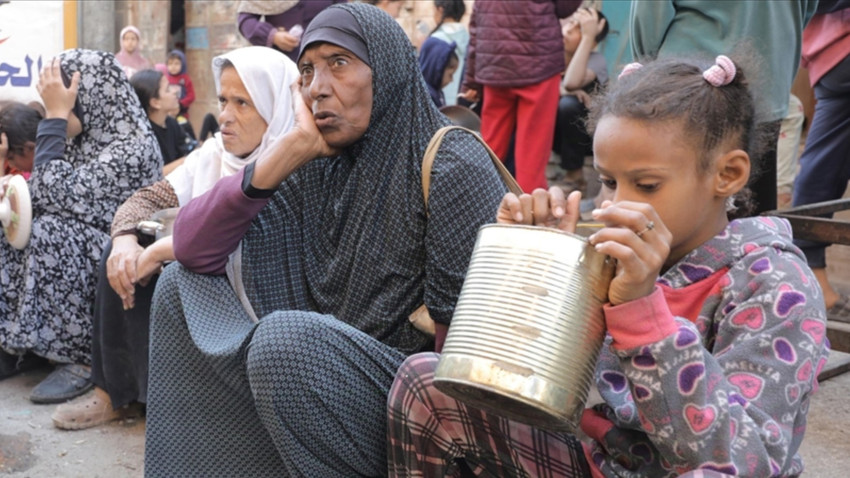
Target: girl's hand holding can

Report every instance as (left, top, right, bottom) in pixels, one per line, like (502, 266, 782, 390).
(496, 187, 582, 233)
(588, 200, 671, 306)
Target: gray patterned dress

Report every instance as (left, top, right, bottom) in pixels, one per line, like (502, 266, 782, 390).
(144, 3, 506, 477)
(0, 49, 162, 365)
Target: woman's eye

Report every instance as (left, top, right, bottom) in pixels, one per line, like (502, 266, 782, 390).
(636, 183, 660, 192)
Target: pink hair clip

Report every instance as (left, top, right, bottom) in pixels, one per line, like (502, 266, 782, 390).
(617, 62, 643, 81)
(703, 55, 736, 87)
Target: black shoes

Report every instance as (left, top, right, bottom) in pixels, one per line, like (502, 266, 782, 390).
(29, 364, 94, 404)
(0, 350, 48, 380)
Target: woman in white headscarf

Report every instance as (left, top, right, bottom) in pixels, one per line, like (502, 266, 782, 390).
(50, 46, 299, 430)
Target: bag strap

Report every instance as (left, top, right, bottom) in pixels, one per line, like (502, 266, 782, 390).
(422, 125, 522, 215)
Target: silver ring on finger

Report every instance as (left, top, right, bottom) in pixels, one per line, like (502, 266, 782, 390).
(635, 220, 655, 238)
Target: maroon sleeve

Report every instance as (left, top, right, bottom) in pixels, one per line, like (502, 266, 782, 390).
(462, 2, 479, 92)
(237, 12, 276, 47)
(555, 0, 582, 18)
(172, 169, 271, 275)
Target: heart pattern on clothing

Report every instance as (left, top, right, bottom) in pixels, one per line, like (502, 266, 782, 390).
(684, 404, 717, 434)
(796, 359, 813, 382)
(675, 328, 699, 348)
(601, 371, 628, 393)
(728, 372, 764, 400)
(730, 306, 764, 330)
(678, 362, 706, 395)
(776, 288, 806, 317)
(801, 319, 825, 344)
(773, 337, 796, 364)
(632, 349, 656, 369)
(749, 257, 772, 274)
(633, 384, 652, 401)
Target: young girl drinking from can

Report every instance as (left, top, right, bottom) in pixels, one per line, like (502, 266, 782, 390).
(387, 55, 829, 477)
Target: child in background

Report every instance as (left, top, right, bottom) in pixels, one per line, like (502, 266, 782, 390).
(165, 50, 196, 139)
(0, 102, 41, 179)
(430, 0, 468, 107)
(418, 36, 459, 108)
(114, 25, 152, 78)
(388, 56, 829, 477)
(552, 7, 608, 194)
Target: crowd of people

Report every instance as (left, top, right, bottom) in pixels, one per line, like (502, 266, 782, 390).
(0, 0, 840, 477)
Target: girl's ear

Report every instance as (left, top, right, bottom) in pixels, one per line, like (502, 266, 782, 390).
(714, 149, 750, 197)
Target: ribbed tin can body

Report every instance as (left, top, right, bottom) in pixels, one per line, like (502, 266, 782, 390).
(435, 224, 614, 432)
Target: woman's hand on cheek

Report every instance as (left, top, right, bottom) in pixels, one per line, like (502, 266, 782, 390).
(36, 58, 79, 120)
(291, 80, 339, 159)
(496, 187, 581, 233)
(588, 200, 671, 306)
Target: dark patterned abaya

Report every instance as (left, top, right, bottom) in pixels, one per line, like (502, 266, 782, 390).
(144, 4, 507, 477)
(0, 50, 162, 364)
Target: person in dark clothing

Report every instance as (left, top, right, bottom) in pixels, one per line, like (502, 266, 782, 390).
(143, 4, 507, 476)
(129, 69, 190, 174)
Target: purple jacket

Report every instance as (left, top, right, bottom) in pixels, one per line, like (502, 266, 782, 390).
(463, 0, 581, 90)
(237, 0, 343, 62)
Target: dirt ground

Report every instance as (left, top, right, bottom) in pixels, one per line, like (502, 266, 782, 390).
(0, 367, 144, 478)
(3, 360, 850, 477)
(2, 157, 848, 477)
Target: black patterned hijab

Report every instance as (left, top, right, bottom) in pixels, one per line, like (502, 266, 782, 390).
(241, 3, 506, 353)
(58, 49, 160, 171)
(29, 49, 162, 232)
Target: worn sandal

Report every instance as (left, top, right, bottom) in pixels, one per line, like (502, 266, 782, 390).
(827, 294, 850, 324)
(51, 387, 141, 430)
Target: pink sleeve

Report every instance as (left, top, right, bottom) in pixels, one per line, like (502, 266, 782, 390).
(172, 170, 270, 275)
(603, 287, 678, 350)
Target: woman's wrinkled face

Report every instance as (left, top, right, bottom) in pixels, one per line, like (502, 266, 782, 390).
(299, 42, 373, 149)
(122, 31, 139, 54)
(217, 66, 267, 157)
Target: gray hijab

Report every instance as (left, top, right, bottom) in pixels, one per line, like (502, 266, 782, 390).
(298, 6, 370, 67)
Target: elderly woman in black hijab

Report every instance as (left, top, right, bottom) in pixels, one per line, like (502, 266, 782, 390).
(144, 3, 508, 477)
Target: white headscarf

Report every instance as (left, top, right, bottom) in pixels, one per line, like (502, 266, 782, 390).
(166, 46, 299, 205)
